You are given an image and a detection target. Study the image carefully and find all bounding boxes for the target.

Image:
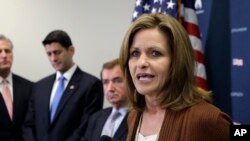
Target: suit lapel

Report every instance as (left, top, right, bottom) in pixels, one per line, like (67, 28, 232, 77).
(0, 92, 12, 122)
(113, 113, 128, 138)
(98, 108, 112, 136)
(12, 75, 20, 122)
(44, 75, 56, 128)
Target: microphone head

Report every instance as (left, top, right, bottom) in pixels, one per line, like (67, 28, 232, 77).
(100, 135, 112, 141)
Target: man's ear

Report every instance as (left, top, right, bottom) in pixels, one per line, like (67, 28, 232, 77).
(69, 45, 75, 54)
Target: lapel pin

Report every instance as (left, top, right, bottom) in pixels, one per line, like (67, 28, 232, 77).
(70, 85, 74, 90)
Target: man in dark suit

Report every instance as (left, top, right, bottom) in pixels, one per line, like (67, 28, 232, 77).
(83, 58, 128, 141)
(0, 34, 33, 141)
(22, 30, 104, 141)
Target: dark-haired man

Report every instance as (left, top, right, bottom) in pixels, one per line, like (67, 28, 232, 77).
(23, 30, 104, 141)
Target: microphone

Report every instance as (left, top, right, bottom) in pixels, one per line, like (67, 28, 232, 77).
(100, 135, 112, 141)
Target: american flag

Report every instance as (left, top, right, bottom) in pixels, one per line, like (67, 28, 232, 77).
(132, 0, 208, 90)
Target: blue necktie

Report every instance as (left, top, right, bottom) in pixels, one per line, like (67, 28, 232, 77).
(50, 75, 65, 122)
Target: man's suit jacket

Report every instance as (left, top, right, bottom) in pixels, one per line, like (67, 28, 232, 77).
(83, 107, 128, 141)
(0, 74, 33, 141)
(23, 67, 104, 141)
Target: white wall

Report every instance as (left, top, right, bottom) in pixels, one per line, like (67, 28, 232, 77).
(0, 0, 135, 107)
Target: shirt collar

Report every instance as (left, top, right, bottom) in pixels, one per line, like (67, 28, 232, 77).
(56, 64, 77, 81)
(112, 106, 128, 117)
(0, 73, 13, 85)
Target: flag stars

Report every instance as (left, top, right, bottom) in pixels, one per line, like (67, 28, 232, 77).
(154, 0, 159, 3)
(133, 11, 139, 19)
(167, 0, 175, 9)
(143, 3, 150, 11)
(158, 8, 162, 12)
(159, 0, 164, 5)
(136, 0, 142, 7)
(151, 7, 157, 13)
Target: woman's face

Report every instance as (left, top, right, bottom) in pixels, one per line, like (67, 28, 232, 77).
(128, 28, 171, 97)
